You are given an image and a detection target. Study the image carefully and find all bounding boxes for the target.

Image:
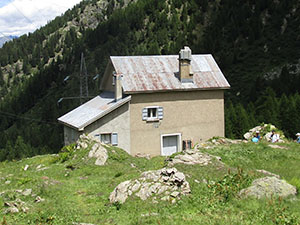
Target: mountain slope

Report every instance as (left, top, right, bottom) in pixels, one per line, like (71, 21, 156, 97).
(0, 0, 299, 160)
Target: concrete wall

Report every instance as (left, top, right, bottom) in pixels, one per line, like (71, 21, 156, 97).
(84, 102, 131, 154)
(64, 126, 81, 146)
(100, 61, 115, 92)
(129, 90, 225, 156)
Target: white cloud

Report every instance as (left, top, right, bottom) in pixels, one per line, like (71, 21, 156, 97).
(0, 0, 82, 37)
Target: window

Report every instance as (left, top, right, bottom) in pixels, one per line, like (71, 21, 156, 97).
(147, 108, 157, 119)
(182, 140, 192, 150)
(100, 133, 111, 144)
(100, 133, 118, 146)
(142, 106, 163, 121)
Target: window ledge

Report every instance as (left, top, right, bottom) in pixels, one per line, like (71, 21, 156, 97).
(146, 118, 159, 122)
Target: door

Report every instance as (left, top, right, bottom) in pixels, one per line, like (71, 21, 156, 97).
(162, 135, 178, 156)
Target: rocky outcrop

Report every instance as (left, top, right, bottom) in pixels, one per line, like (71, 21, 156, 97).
(4, 199, 29, 214)
(239, 176, 297, 199)
(77, 134, 108, 166)
(167, 149, 222, 166)
(109, 168, 190, 204)
(243, 124, 285, 142)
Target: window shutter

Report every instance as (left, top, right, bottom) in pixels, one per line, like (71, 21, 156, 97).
(111, 133, 118, 146)
(142, 108, 148, 120)
(158, 107, 163, 120)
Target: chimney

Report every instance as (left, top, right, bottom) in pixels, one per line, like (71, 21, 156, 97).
(115, 74, 123, 101)
(179, 46, 193, 83)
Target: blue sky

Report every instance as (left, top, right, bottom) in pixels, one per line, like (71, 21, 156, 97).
(0, 0, 82, 37)
(0, 0, 11, 8)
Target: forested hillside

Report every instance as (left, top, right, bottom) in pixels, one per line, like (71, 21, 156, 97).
(0, 0, 299, 161)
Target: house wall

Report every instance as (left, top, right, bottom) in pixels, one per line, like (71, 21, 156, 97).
(64, 126, 81, 146)
(100, 62, 115, 92)
(84, 102, 131, 154)
(129, 90, 225, 156)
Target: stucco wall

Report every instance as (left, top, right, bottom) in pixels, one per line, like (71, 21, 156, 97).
(130, 90, 225, 156)
(100, 61, 114, 92)
(84, 102, 131, 154)
(64, 126, 81, 146)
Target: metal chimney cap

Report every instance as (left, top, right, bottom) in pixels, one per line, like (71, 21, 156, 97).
(179, 46, 192, 61)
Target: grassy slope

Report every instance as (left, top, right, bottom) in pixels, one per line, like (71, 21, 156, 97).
(0, 142, 299, 224)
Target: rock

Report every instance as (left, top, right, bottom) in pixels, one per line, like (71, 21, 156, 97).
(168, 151, 222, 166)
(244, 124, 285, 142)
(109, 168, 190, 204)
(256, 169, 280, 179)
(22, 189, 32, 196)
(5, 207, 19, 214)
(109, 180, 132, 204)
(36, 164, 43, 169)
(5, 180, 11, 184)
(88, 142, 108, 166)
(170, 191, 180, 198)
(141, 212, 159, 217)
(135, 153, 151, 160)
(24, 165, 29, 171)
(268, 144, 287, 150)
(35, 196, 45, 203)
(37, 167, 49, 171)
(161, 196, 170, 201)
(239, 176, 297, 199)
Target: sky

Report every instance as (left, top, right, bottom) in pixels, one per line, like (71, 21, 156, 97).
(0, 0, 82, 38)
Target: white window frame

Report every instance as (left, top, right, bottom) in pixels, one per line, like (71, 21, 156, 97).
(142, 106, 163, 122)
(160, 133, 182, 156)
(147, 107, 158, 120)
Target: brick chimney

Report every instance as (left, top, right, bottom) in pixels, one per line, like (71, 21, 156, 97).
(179, 46, 193, 83)
(115, 74, 123, 101)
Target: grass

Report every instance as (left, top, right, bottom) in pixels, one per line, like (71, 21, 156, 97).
(0, 142, 300, 224)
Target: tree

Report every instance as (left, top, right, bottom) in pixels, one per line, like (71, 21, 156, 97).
(234, 103, 250, 138)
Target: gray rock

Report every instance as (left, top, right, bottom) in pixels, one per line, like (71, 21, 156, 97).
(22, 189, 32, 196)
(109, 180, 131, 204)
(131, 181, 141, 192)
(24, 165, 29, 171)
(5, 207, 19, 214)
(35, 196, 45, 203)
(256, 169, 280, 179)
(88, 143, 108, 166)
(109, 167, 190, 204)
(170, 191, 180, 198)
(168, 151, 219, 166)
(239, 177, 297, 199)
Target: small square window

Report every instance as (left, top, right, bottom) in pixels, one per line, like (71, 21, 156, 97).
(147, 108, 157, 119)
(101, 133, 111, 144)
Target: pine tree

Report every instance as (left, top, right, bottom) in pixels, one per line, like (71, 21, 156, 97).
(225, 100, 236, 139)
(235, 103, 250, 138)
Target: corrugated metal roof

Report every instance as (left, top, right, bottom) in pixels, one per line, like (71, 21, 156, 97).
(58, 92, 131, 130)
(110, 54, 230, 93)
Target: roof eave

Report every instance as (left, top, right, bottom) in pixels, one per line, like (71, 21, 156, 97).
(123, 86, 230, 94)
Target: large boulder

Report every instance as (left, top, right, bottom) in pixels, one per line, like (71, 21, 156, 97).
(239, 176, 297, 199)
(77, 134, 108, 166)
(109, 168, 190, 204)
(167, 149, 222, 166)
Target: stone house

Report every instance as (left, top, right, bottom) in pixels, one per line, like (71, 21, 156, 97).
(58, 47, 230, 156)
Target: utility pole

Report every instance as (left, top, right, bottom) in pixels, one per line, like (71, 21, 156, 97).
(80, 52, 89, 104)
(57, 52, 100, 107)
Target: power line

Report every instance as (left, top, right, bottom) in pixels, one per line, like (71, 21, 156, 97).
(11, 1, 34, 25)
(0, 32, 12, 42)
(0, 110, 59, 125)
